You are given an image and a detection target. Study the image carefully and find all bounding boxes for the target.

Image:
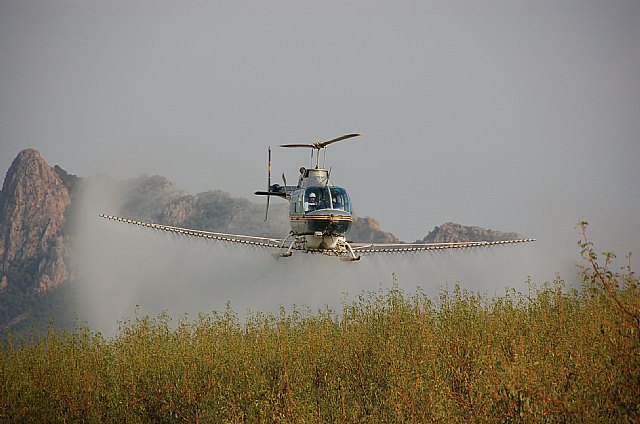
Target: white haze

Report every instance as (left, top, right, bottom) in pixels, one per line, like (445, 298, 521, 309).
(75, 179, 553, 336)
(1, 1, 638, 332)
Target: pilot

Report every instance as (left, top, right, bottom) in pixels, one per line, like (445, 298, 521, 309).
(308, 192, 317, 210)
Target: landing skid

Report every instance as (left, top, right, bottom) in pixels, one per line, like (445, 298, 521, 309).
(278, 231, 296, 257)
(340, 239, 360, 261)
(278, 233, 360, 261)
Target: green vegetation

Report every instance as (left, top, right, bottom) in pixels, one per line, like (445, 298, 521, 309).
(0, 283, 77, 337)
(1, 224, 638, 423)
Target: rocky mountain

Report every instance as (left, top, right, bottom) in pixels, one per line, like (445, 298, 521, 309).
(418, 222, 524, 243)
(0, 149, 71, 293)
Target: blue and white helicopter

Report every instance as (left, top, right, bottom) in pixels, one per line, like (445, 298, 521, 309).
(100, 134, 534, 261)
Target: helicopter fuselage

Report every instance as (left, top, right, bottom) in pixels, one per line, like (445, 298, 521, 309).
(258, 167, 354, 251)
(288, 169, 353, 250)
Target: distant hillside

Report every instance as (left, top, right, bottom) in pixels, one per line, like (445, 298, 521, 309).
(418, 222, 524, 243)
(116, 174, 290, 238)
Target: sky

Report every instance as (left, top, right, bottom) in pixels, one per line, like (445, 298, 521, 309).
(1, 0, 639, 327)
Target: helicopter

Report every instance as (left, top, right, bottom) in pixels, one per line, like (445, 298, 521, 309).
(100, 134, 535, 261)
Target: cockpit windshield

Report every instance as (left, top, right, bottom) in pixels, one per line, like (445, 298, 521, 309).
(304, 186, 351, 213)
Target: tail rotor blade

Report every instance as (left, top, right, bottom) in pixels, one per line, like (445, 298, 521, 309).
(265, 196, 270, 221)
(268, 145, 272, 188)
(265, 146, 271, 221)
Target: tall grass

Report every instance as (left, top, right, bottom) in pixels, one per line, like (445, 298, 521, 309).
(1, 224, 638, 423)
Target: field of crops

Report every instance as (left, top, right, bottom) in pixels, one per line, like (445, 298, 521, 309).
(1, 226, 638, 423)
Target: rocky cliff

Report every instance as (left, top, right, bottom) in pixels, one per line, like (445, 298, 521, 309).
(349, 216, 400, 244)
(418, 222, 524, 243)
(0, 149, 71, 292)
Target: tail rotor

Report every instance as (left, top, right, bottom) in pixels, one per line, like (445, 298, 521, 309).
(264, 146, 271, 221)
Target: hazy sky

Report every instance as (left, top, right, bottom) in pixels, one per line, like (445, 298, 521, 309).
(1, 1, 639, 296)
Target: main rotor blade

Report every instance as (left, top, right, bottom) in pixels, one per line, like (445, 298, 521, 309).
(280, 143, 316, 148)
(316, 133, 362, 148)
(280, 133, 363, 149)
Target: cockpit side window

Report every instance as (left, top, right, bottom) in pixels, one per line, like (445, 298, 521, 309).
(330, 187, 351, 213)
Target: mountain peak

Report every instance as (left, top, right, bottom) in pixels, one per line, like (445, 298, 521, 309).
(0, 148, 71, 292)
(2, 149, 48, 192)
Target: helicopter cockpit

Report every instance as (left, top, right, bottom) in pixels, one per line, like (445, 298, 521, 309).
(292, 186, 352, 214)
